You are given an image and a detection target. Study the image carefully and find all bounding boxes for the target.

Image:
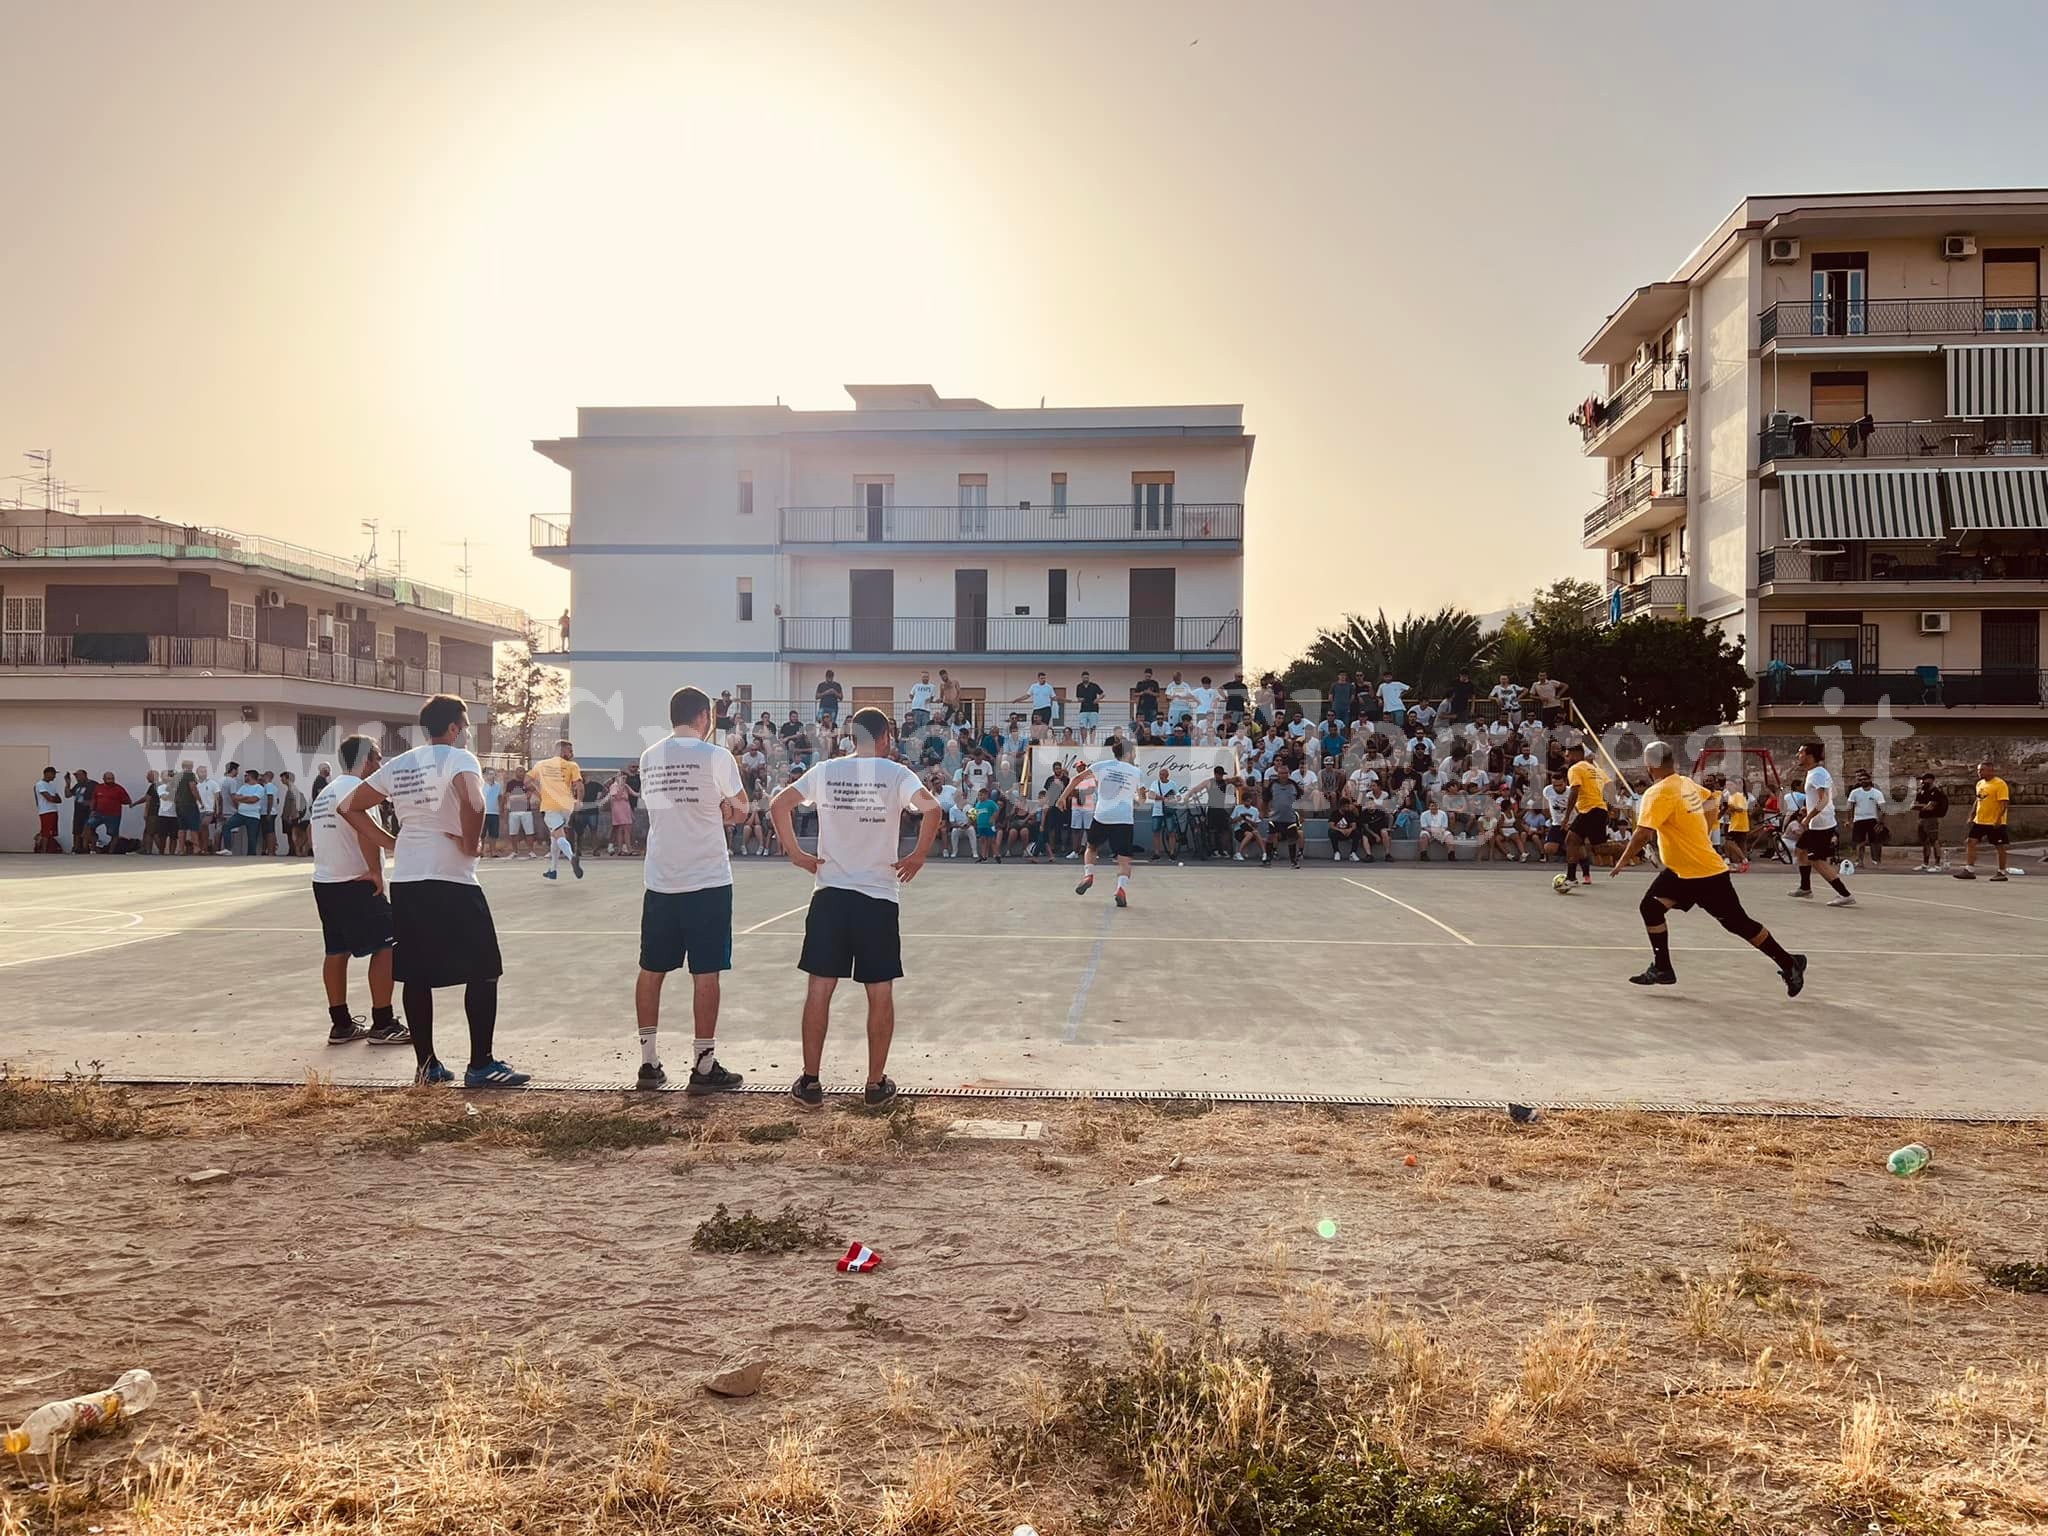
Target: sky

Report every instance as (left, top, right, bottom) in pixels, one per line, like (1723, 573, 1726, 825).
(7, 0, 2048, 669)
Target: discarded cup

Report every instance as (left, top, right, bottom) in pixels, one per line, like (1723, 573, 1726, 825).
(4, 1370, 157, 1456)
(1886, 1143, 1931, 1178)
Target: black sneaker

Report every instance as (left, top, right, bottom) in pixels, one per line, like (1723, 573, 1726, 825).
(790, 1074, 824, 1109)
(571, 849, 585, 879)
(365, 1017, 411, 1046)
(863, 1076, 899, 1109)
(637, 1061, 667, 1091)
(1628, 966, 1678, 987)
(1780, 954, 1808, 998)
(1074, 874, 1093, 895)
(688, 1059, 744, 1095)
(327, 1016, 370, 1044)
(1114, 887, 1128, 908)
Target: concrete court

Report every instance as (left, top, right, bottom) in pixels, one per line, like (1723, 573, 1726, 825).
(1, 853, 2043, 1117)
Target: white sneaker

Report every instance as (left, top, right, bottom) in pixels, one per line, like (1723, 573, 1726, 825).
(1233, 852, 1245, 862)
(1827, 893, 1857, 908)
(1914, 864, 1930, 873)
(1065, 851, 1078, 860)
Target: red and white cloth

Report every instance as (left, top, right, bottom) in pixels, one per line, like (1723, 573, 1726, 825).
(836, 1242, 881, 1273)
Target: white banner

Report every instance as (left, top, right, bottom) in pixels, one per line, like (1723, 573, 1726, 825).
(1023, 744, 1238, 796)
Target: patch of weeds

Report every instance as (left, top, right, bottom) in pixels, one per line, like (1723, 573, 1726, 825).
(1980, 1258, 2048, 1294)
(741, 1120, 799, 1144)
(1150, 1095, 1215, 1119)
(881, 1103, 948, 1150)
(0, 1063, 146, 1141)
(691, 1202, 837, 1255)
(1861, 1221, 1949, 1255)
(366, 1107, 674, 1159)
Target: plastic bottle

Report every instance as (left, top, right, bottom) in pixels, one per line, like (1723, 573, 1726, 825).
(3, 1369, 157, 1455)
(1886, 1143, 1931, 1178)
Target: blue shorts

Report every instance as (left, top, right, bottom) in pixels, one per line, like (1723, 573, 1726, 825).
(639, 885, 734, 975)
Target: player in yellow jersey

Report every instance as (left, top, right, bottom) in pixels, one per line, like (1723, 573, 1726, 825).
(529, 738, 585, 882)
(1722, 779, 1752, 871)
(1610, 743, 1806, 996)
(1562, 744, 1609, 887)
(1953, 758, 2011, 882)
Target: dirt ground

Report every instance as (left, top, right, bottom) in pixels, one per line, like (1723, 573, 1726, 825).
(3, 1081, 2046, 1535)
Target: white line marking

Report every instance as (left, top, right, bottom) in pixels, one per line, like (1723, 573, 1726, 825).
(1850, 888, 2048, 924)
(1340, 877, 1476, 946)
(0, 930, 176, 969)
(737, 903, 812, 936)
(1062, 902, 1116, 1042)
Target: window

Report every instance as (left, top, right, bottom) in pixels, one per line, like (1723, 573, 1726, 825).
(1048, 568, 1068, 625)
(143, 708, 216, 750)
(738, 470, 754, 516)
(1051, 473, 1068, 514)
(737, 576, 754, 622)
(958, 474, 989, 538)
(1132, 471, 1174, 532)
(735, 684, 753, 720)
(1983, 249, 2041, 332)
(4, 594, 45, 663)
(227, 601, 256, 641)
(296, 713, 336, 752)
(427, 639, 442, 673)
(376, 629, 395, 660)
(1809, 252, 1868, 337)
(1810, 371, 1868, 423)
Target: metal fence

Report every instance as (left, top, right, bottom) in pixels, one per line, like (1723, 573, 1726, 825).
(1760, 547, 2048, 584)
(776, 614, 1242, 656)
(1759, 419, 2045, 462)
(778, 502, 1244, 544)
(1760, 298, 2043, 344)
(1584, 458, 1687, 539)
(0, 632, 491, 702)
(1578, 356, 1687, 445)
(1760, 667, 2044, 708)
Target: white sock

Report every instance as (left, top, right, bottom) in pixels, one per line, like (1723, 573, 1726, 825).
(693, 1039, 716, 1076)
(554, 835, 573, 863)
(547, 839, 560, 873)
(1115, 873, 1128, 891)
(639, 1030, 659, 1067)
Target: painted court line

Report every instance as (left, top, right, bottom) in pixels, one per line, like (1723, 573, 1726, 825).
(737, 903, 812, 935)
(0, 930, 176, 969)
(1062, 903, 1116, 1042)
(1340, 877, 1476, 946)
(1853, 888, 2048, 925)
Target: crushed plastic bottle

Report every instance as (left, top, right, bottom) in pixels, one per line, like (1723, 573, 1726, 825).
(3, 1369, 157, 1455)
(1886, 1143, 1931, 1178)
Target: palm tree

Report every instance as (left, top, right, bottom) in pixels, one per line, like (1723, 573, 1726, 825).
(1287, 608, 1488, 700)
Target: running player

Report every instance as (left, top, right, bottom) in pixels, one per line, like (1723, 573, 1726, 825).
(769, 707, 942, 1109)
(1059, 737, 1147, 906)
(635, 686, 751, 1091)
(530, 739, 585, 881)
(1952, 758, 2011, 882)
(1788, 740, 1856, 907)
(341, 694, 528, 1087)
(1562, 744, 1609, 887)
(1610, 742, 1807, 997)
(1723, 778, 1752, 871)
(309, 735, 409, 1046)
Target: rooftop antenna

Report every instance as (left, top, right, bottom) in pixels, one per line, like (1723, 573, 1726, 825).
(392, 527, 405, 579)
(445, 538, 473, 613)
(359, 518, 380, 573)
(25, 449, 53, 513)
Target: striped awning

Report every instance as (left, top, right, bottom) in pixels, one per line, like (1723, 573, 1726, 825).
(1946, 344, 2048, 418)
(1778, 469, 1943, 541)
(1942, 467, 2048, 529)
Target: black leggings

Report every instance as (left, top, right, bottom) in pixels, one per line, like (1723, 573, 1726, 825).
(401, 979, 498, 1069)
(1640, 884, 1765, 945)
(1331, 830, 1363, 856)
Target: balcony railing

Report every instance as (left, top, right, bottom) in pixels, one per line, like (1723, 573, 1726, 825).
(1759, 418, 2045, 463)
(1760, 666, 2045, 709)
(1760, 546, 2048, 584)
(1584, 573, 1687, 625)
(1584, 458, 1687, 539)
(778, 503, 1244, 545)
(1, 519, 527, 631)
(530, 514, 570, 550)
(0, 632, 492, 703)
(1759, 298, 2044, 344)
(777, 614, 1241, 657)
(1573, 356, 1687, 445)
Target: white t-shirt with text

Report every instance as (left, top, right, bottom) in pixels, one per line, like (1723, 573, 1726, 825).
(1847, 785, 1886, 823)
(1088, 758, 1145, 826)
(640, 733, 745, 894)
(367, 743, 482, 885)
(1803, 766, 1838, 831)
(790, 755, 928, 903)
(311, 774, 376, 884)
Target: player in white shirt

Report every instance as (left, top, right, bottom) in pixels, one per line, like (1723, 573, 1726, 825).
(1788, 739, 1856, 906)
(1377, 673, 1410, 725)
(1058, 738, 1149, 907)
(635, 686, 751, 1093)
(1489, 674, 1523, 725)
(1847, 771, 1888, 866)
(770, 707, 942, 1109)
(309, 735, 409, 1047)
(1191, 677, 1218, 734)
(342, 693, 528, 1088)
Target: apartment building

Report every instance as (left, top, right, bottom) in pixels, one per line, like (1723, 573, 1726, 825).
(1576, 189, 2048, 728)
(0, 509, 525, 845)
(532, 385, 1250, 766)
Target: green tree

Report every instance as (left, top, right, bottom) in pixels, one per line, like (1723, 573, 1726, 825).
(1485, 611, 1542, 683)
(491, 625, 567, 764)
(1550, 616, 1751, 734)
(1526, 577, 1603, 646)
(1283, 608, 1487, 701)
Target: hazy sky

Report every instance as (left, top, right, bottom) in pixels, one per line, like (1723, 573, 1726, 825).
(8, 0, 2048, 667)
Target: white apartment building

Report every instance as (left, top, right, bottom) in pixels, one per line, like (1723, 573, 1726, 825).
(1576, 188, 2048, 729)
(532, 384, 1250, 766)
(0, 509, 525, 847)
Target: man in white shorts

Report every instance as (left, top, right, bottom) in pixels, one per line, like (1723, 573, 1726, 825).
(529, 738, 585, 881)
(1061, 737, 1148, 906)
(770, 707, 941, 1109)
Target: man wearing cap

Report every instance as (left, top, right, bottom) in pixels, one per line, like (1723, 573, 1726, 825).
(1911, 773, 1949, 873)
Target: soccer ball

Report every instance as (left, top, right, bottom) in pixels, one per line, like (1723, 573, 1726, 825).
(1551, 872, 1573, 894)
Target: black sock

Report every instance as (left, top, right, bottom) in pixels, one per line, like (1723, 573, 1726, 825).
(1827, 876, 1851, 897)
(1756, 933, 1795, 968)
(1798, 865, 1813, 891)
(328, 1003, 354, 1030)
(1646, 927, 1672, 971)
(402, 983, 435, 1066)
(465, 979, 499, 1069)
(371, 1004, 396, 1028)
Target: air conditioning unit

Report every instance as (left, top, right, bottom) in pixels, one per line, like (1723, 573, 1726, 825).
(1941, 234, 1977, 261)
(261, 589, 285, 608)
(1609, 550, 1629, 571)
(1766, 237, 1800, 265)
(1919, 611, 1952, 635)
(1635, 535, 1659, 558)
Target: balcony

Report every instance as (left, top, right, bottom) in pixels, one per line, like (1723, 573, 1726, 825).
(0, 633, 493, 703)
(1759, 545, 2048, 590)
(1759, 665, 2044, 713)
(1760, 418, 2045, 467)
(778, 502, 1244, 549)
(530, 514, 571, 563)
(1583, 458, 1687, 545)
(1759, 298, 2044, 347)
(777, 613, 1241, 660)
(1584, 573, 1686, 626)
(1572, 355, 1687, 458)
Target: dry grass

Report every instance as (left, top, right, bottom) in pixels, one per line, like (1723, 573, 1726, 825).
(1518, 1306, 1619, 1418)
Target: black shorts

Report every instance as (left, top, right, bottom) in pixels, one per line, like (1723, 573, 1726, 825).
(1570, 807, 1609, 843)
(1031, 707, 1053, 725)
(1361, 809, 1389, 833)
(1797, 827, 1839, 860)
(177, 806, 202, 831)
(1969, 821, 2011, 846)
(798, 886, 903, 984)
(389, 879, 503, 987)
(155, 815, 178, 838)
(1270, 814, 1301, 839)
(483, 812, 501, 839)
(1086, 820, 1135, 857)
(313, 878, 396, 958)
(640, 885, 734, 975)
(1647, 867, 1753, 928)
(260, 815, 276, 837)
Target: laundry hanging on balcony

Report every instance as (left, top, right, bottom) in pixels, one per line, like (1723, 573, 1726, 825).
(1945, 344, 2048, 418)
(1940, 467, 2048, 529)
(1777, 469, 1943, 541)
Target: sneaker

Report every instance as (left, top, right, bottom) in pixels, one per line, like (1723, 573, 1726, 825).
(1738, 860, 1751, 873)
(637, 1060, 667, 1091)
(790, 1074, 824, 1109)
(1780, 954, 1808, 998)
(687, 1059, 744, 1095)
(414, 1057, 455, 1086)
(1788, 888, 1813, 899)
(1826, 893, 1857, 908)
(1990, 871, 2009, 883)
(1114, 887, 1128, 908)
(1628, 966, 1678, 987)
(1914, 864, 1931, 874)
(863, 1075, 899, 1109)
(1065, 851, 1079, 861)
(1952, 866, 1975, 879)
(327, 1016, 370, 1044)
(571, 850, 584, 879)
(365, 1017, 411, 1046)
(542, 868, 558, 880)
(1233, 852, 1245, 862)
(1074, 875, 1094, 895)
(464, 1058, 531, 1089)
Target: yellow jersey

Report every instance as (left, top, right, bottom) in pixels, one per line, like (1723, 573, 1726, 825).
(1725, 790, 1749, 833)
(1638, 773, 1727, 880)
(1974, 776, 2010, 827)
(1567, 759, 1606, 814)
(530, 756, 583, 815)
